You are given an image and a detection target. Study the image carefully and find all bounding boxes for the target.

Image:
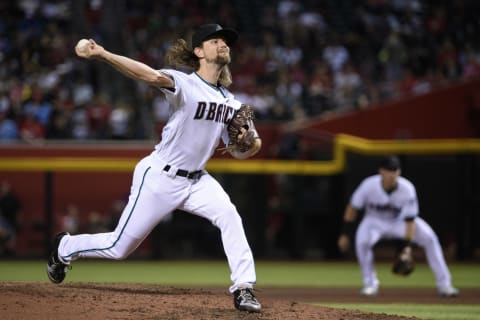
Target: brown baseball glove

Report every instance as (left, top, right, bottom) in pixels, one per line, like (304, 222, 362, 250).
(226, 104, 258, 152)
(392, 245, 415, 276)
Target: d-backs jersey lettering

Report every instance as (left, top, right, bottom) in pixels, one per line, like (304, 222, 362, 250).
(155, 69, 241, 170)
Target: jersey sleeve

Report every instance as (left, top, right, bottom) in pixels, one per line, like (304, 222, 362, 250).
(157, 69, 186, 108)
(398, 180, 419, 220)
(350, 179, 369, 210)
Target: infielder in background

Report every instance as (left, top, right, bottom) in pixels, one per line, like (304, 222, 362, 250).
(338, 155, 459, 297)
(46, 24, 262, 312)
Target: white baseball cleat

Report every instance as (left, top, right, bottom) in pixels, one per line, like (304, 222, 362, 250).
(438, 285, 460, 297)
(360, 286, 378, 296)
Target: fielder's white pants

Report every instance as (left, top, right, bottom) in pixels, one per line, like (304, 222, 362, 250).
(355, 215, 453, 289)
(58, 154, 256, 293)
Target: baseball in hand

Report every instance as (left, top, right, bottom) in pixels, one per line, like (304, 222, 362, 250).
(75, 39, 91, 57)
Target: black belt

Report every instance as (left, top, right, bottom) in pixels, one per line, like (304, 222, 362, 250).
(163, 165, 203, 180)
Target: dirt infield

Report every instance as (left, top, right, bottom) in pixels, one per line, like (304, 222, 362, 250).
(1, 282, 478, 320)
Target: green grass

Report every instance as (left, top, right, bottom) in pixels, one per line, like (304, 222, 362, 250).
(318, 303, 480, 320)
(0, 260, 479, 288)
(256, 261, 480, 288)
(1, 260, 478, 320)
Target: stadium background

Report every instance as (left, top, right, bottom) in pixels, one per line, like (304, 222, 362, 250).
(0, 0, 479, 263)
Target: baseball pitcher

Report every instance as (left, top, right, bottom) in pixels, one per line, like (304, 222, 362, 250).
(47, 24, 262, 312)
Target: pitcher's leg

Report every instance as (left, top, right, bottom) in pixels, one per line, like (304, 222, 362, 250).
(182, 174, 256, 293)
(58, 158, 185, 263)
(59, 231, 143, 262)
(217, 206, 256, 292)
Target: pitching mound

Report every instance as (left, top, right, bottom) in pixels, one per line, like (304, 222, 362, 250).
(2, 282, 477, 320)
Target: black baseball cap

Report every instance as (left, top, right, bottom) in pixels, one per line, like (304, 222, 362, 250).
(380, 155, 401, 170)
(191, 24, 238, 49)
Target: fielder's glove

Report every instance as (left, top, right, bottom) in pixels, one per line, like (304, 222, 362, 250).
(226, 104, 258, 153)
(392, 244, 415, 276)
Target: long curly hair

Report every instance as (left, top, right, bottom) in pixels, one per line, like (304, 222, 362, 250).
(165, 38, 233, 88)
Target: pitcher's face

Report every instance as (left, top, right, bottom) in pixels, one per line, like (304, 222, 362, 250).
(201, 38, 231, 65)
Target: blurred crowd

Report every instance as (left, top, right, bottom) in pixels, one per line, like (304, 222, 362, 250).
(1, 0, 480, 142)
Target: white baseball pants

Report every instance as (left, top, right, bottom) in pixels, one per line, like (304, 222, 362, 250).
(355, 215, 453, 289)
(58, 154, 256, 292)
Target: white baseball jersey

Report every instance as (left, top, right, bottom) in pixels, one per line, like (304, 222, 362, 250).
(350, 174, 418, 221)
(154, 69, 241, 170)
(58, 69, 257, 293)
(352, 174, 454, 290)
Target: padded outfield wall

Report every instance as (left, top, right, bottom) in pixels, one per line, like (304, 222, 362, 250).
(1, 138, 479, 260)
